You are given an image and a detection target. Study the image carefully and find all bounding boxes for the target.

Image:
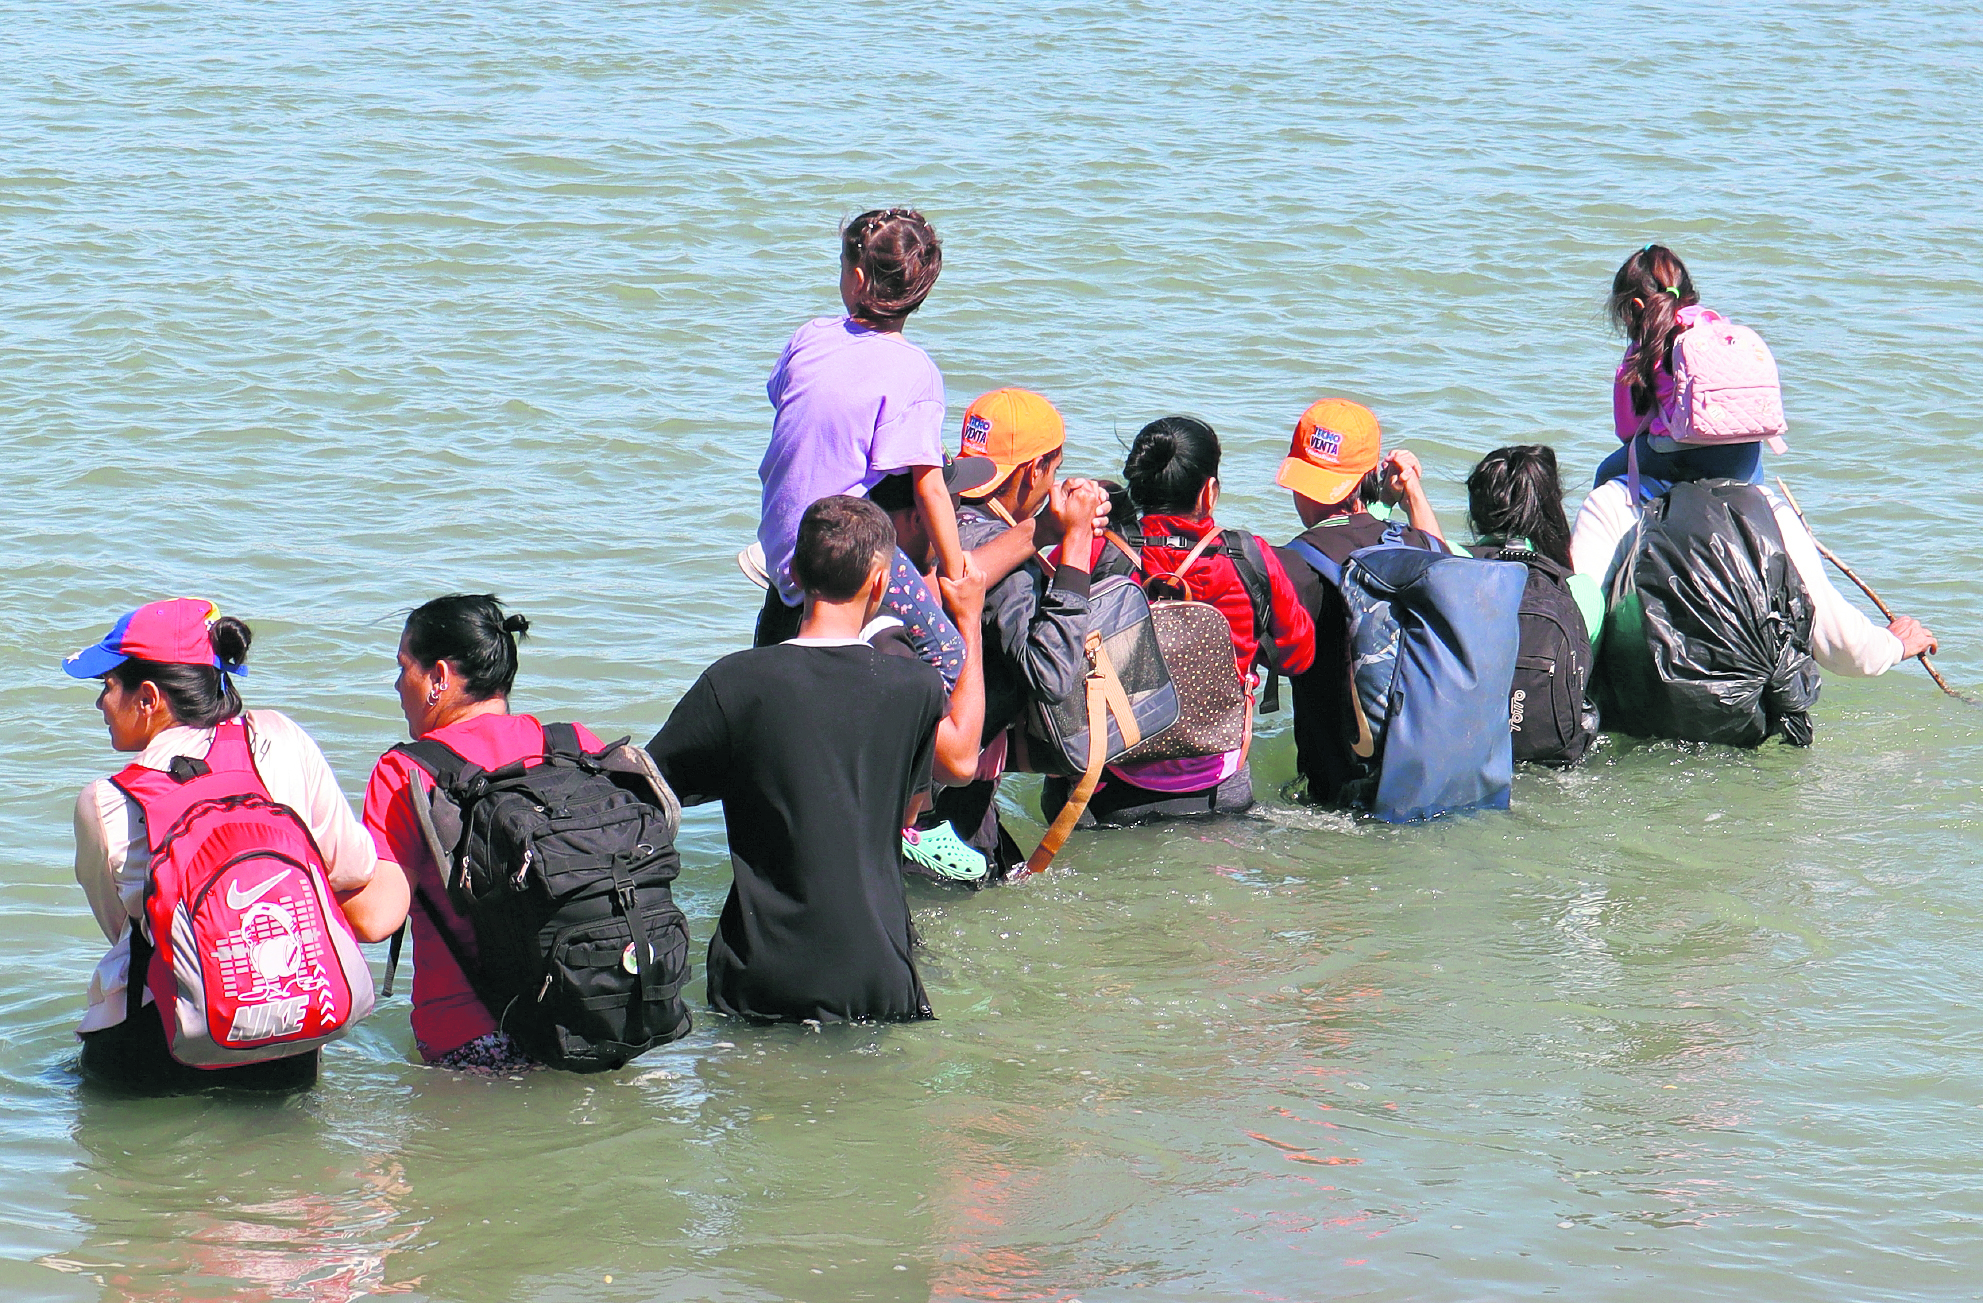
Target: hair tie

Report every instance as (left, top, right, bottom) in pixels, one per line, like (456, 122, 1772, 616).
(1642, 243, 1654, 252)
(1663, 286, 1680, 297)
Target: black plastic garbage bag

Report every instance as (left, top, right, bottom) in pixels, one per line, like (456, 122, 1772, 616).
(1596, 479, 1820, 747)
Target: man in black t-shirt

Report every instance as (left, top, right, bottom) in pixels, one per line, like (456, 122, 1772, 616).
(648, 496, 985, 1023)
(1272, 399, 1448, 806)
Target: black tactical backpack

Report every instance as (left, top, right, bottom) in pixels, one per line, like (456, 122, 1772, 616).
(389, 723, 692, 1071)
(1471, 542, 1599, 766)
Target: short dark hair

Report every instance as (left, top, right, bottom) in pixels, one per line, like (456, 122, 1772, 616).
(105, 616, 252, 728)
(403, 594, 531, 702)
(793, 496, 893, 600)
(868, 472, 915, 514)
(840, 209, 942, 322)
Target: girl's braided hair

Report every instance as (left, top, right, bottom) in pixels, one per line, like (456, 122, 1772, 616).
(841, 208, 943, 323)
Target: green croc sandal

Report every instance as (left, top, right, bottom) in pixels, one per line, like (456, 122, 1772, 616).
(901, 823, 987, 883)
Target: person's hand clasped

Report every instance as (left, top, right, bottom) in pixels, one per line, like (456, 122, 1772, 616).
(1055, 478, 1108, 539)
(1889, 615, 1937, 659)
(1380, 450, 1423, 504)
(938, 555, 988, 628)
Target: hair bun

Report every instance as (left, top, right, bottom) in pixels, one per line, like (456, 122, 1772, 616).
(208, 615, 254, 667)
(502, 613, 531, 636)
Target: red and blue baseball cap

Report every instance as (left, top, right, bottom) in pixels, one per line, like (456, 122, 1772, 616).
(62, 598, 245, 679)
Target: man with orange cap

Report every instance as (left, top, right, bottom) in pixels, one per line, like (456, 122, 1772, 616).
(918, 388, 1108, 881)
(1272, 398, 1449, 806)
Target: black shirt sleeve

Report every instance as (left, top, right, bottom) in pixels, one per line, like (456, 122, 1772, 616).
(1275, 543, 1330, 621)
(645, 669, 731, 808)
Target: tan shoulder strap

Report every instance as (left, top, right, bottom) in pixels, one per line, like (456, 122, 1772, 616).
(1020, 633, 1142, 877)
(1170, 527, 1224, 581)
(1145, 526, 1223, 601)
(983, 497, 1060, 576)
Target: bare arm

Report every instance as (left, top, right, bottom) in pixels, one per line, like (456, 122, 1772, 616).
(931, 558, 988, 785)
(912, 465, 967, 581)
(1385, 450, 1446, 543)
(969, 514, 1043, 588)
(338, 859, 411, 943)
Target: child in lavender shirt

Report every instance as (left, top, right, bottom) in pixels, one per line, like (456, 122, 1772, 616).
(754, 209, 969, 688)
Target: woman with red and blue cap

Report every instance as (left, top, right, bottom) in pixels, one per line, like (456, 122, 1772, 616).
(63, 598, 405, 1093)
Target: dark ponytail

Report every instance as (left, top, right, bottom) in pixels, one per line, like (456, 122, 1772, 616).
(403, 594, 530, 702)
(105, 615, 251, 728)
(1467, 445, 1573, 570)
(1123, 416, 1222, 517)
(1607, 244, 1698, 420)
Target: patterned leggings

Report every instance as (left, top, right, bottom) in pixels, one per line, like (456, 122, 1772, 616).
(431, 1031, 542, 1074)
(881, 550, 965, 692)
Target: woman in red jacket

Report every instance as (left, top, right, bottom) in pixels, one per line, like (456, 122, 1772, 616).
(1045, 416, 1315, 826)
(360, 593, 613, 1073)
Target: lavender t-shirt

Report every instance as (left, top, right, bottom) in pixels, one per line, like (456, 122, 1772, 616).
(757, 316, 947, 604)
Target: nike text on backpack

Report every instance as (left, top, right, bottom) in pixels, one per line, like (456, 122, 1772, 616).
(1287, 535, 1527, 822)
(1596, 480, 1820, 747)
(1469, 541, 1599, 767)
(390, 723, 693, 1072)
(109, 718, 375, 1068)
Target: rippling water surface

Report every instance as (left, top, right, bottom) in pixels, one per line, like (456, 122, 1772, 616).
(5, 1, 1982, 1298)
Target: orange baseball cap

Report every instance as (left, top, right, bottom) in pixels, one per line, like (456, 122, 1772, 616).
(1277, 398, 1382, 505)
(957, 388, 1066, 494)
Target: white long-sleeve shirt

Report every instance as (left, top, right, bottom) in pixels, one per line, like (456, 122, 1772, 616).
(1570, 479, 1903, 678)
(72, 709, 376, 1034)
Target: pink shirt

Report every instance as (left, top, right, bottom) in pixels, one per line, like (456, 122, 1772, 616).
(1612, 305, 1721, 443)
(363, 714, 605, 1060)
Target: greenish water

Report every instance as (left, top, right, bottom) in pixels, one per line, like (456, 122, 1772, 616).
(5, 1, 1982, 1298)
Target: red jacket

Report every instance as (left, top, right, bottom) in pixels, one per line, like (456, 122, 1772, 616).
(1123, 513, 1316, 679)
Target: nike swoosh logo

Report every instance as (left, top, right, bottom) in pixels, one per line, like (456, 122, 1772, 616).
(226, 868, 291, 911)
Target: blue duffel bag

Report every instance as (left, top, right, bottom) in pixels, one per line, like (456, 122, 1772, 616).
(1287, 536, 1526, 822)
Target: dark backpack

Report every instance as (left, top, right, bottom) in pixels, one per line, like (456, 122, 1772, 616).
(1470, 543, 1599, 767)
(390, 723, 692, 1072)
(1025, 571, 1180, 775)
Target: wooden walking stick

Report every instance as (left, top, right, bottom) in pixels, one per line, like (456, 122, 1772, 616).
(1774, 477, 1973, 703)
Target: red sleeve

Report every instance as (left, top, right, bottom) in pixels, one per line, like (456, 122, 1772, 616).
(574, 722, 609, 752)
(1259, 539, 1317, 676)
(361, 754, 431, 869)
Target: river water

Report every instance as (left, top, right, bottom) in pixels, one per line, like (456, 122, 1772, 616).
(5, 1, 1982, 1298)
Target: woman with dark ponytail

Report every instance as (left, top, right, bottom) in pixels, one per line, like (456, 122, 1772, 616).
(62, 599, 393, 1093)
(360, 594, 615, 1073)
(1042, 417, 1316, 827)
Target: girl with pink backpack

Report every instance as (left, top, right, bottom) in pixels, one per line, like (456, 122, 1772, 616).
(1574, 249, 1939, 742)
(1608, 245, 1790, 447)
(1596, 244, 1792, 503)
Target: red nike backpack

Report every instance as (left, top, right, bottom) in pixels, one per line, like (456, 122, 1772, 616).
(109, 718, 375, 1067)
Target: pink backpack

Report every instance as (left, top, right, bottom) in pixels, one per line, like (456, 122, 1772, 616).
(1664, 314, 1789, 451)
(110, 718, 374, 1067)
